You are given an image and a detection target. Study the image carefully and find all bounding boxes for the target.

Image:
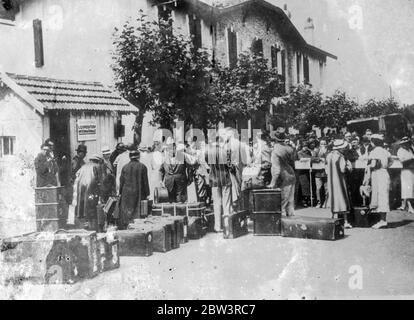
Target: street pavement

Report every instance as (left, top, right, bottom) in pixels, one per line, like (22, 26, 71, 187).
(1, 208, 414, 300)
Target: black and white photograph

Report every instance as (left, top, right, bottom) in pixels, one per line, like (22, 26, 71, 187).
(1, 0, 414, 302)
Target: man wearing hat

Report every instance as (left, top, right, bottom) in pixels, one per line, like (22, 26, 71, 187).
(119, 150, 150, 229)
(34, 143, 59, 187)
(71, 144, 87, 183)
(114, 143, 135, 194)
(110, 142, 126, 168)
(268, 131, 296, 216)
(72, 154, 103, 231)
(326, 139, 353, 228)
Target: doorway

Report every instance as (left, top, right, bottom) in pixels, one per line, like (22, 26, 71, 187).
(49, 110, 71, 187)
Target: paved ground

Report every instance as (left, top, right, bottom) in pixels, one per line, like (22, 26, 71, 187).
(1, 208, 414, 300)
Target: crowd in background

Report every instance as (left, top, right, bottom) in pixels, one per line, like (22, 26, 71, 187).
(34, 125, 414, 232)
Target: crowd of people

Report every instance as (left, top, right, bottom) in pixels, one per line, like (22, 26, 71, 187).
(34, 126, 414, 233)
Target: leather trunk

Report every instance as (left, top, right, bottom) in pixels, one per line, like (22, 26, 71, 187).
(223, 211, 249, 239)
(157, 215, 188, 244)
(352, 207, 381, 228)
(152, 202, 206, 217)
(281, 216, 345, 241)
(54, 229, 100, 279)
(128, 220, 172, 253)
(1, 232, 78, 285)
(35, 186, 66, 204)
(251, 189, 282, 213)
(187, 216, 207, 240)
(35, 202, 68, 232)
(96, 233, 120, 272)
(253, 213, 282, 236)
(204, 211, 215, 233)
(145, 216, 179, 249)
(115, 229, 153, 257)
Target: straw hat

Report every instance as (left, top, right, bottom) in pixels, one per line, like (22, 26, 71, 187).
(332, 139, 349, 150)
(101, 146, 111, 155)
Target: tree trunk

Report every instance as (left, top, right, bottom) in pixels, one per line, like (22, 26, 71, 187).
(133, 112, 145, 147)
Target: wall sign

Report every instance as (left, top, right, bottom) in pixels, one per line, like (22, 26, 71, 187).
(77, 119, 97, 141)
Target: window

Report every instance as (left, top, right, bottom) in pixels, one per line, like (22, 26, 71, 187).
(303, 56, 310, 84)
(33, 19, 44, 67)
(296, 52, 302, 83)
(228, 28, 237, 68)
(251, 38, 263, 56)
(0, 0, 18, 21)
(271, 46, 279, 69)
(0, 136, 16, 157)
(281, 50, 286, 78)
(188, 14, 202, 50)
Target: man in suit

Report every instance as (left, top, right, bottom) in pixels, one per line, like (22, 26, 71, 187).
(268, 131, 296, 216)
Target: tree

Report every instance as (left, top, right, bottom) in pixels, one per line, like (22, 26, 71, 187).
(210, 52, 285, 127)
(111, 12, 213, 144)
(321, 90, 360, 129)
(359, 97, 401, 118)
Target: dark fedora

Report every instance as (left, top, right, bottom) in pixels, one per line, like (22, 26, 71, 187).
(129, 150, 140, 160)
(76, 144, 87, 153)
(271, 131, 286, 142)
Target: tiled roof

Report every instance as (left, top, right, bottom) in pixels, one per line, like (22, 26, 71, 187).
(6, 73, 138, 112)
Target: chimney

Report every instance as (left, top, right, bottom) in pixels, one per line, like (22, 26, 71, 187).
(283, 4, 292, 19)
(304, 17, 315, 45)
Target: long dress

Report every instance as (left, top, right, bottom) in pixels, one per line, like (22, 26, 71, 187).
(369, 146, 391, 213)
(397, 147, 414, 200)
(326, 150, 351, 214)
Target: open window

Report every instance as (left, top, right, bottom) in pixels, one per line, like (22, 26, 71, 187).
(228, 28, 237, 68)
(188, 14, 202, 50)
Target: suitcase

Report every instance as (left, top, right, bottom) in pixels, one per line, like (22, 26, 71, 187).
(352, 207, 381, 228)
(128, 221, 171, 253)
(145, 216, 179, 249)
(115, 229, 153, 257)
(251, 189, 282, 213)
(157, 215, 188, 244)
(281, 216, 345, 241)
(187, 216, 207, 240)
(96, 233, 120, 272)
(152, 202, 206, 217)
(253, 213, 282, 236)
(140, 200, 153, 218)
(205, 211, 215, 233)
(223, 210, 249, 239)
(0, 232, 78, 285)
(54, 229, 100, 279)
(35, 186, 66, 204)
(35, 202, 68, 232)
(154, 187, 169, 204)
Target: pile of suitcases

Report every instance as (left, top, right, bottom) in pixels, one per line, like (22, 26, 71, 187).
(250, 189, 345, 241)
(0, 229, 120, 285)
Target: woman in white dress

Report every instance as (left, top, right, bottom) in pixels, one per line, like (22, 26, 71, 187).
(397, 137, 414, 213)
(368, 134, 391, 229)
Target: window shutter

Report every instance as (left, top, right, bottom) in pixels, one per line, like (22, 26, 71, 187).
(189, 15, 202, 50)
(228, 28, 237, 68)
(271, 46, 278, 69)
(33, 19, 44, 68)
(281, 50, 286, 78)
(304, 56, 310, 84)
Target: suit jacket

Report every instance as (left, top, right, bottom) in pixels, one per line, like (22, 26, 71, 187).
(270, 143, 296, 187)
(160, 152, 188, 192)
(205, 143, 231, 188)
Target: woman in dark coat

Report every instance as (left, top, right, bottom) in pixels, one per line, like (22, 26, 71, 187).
(119, 150, 150, 229)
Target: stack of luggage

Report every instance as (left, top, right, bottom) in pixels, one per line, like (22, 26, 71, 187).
(35, 186, 68, 232)
(0, 229, 120, 285)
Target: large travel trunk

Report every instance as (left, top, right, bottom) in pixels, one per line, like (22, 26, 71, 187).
(96, 233, 120, 272)
(251, 189, 282, 236)
(115, 229, 153, 257)
(187, 216, 207, 240)
(251, 189, 282, 212)
(54, 229, 100, 279)
(253, 213, 282, 236)
(152, 202, 206, 217)
(0, 232, 78, 285)
(35, 203, 69, 232)
(35, 186, 66, 204)
(351, 207, 381, 228)
(154, 187, 169, 204)
(223, 211, 249, 239)
(156, 215, 188, 244)
(145, 216, 180, 249)
(128, 220, 172, 253)
(281, 216, 345, 241)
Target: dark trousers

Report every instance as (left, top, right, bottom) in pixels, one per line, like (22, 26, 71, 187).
(168, 182, 188, 203)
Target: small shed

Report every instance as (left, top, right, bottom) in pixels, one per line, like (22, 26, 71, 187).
(0, 72, 137, 236)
